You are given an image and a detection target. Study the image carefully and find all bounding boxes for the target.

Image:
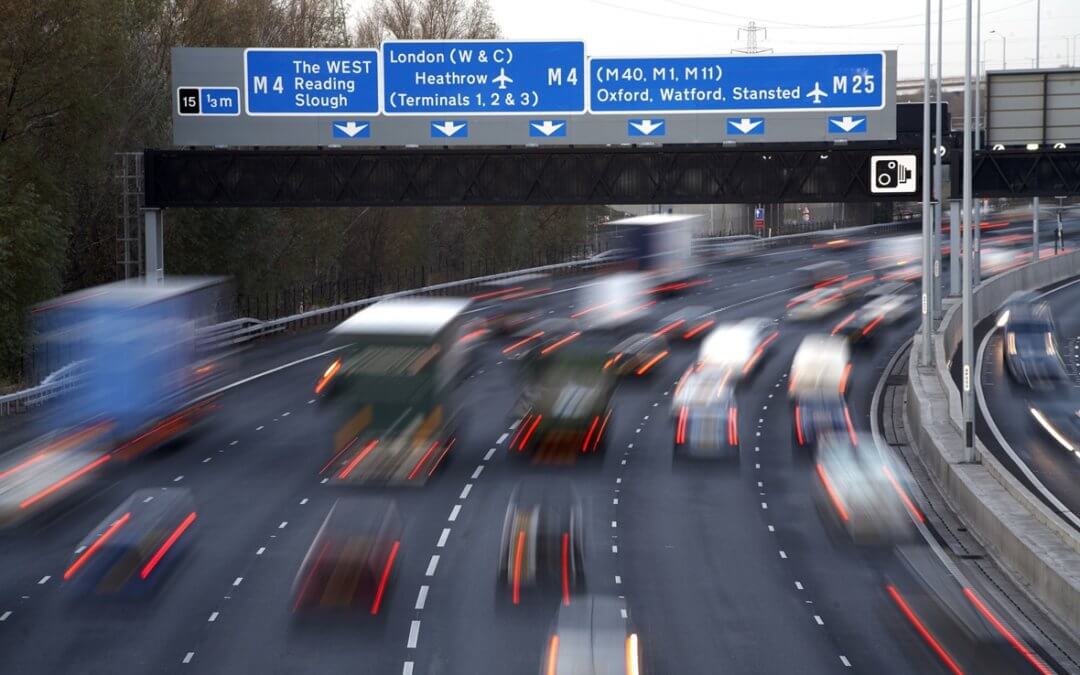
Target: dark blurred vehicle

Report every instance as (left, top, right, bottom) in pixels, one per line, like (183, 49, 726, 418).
(503, 317, 581, 360)
(473, 273, 551, 335)
(654, 306, 716, 343)
(0, 426, 113, 528)
(603, 333, 670, 377)
(497, 480, 585, 606)
(1028, 400, 1080, 458)
(511, 343, 615, 457)
(31, 278, 230, 464)
(318, 299, 474, 485)
(796, 260, 849, 289)
(671, 365, 739, 458)
(831, 292, 913, 345)
(789, 336, 854, 449)
(291, 497, 402, 614)
(812, 433, 918, 546)
(63, 488, 197, 596)
(999, 294, 1066, 389)
(698, 318, 778, 378)
(540, 595, 644, 675)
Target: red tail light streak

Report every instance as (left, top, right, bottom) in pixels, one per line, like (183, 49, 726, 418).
(886, 584, 964, 675)
(63, 512, 132, 580)
(407, 441, 441, 480)
(457, 328, 490, 344)
(843, 405, 858, 446)
(840, 363, 853, 395)
(518, 415, 543, 450)
(832, 313, 857, 336)
(743, 331, 779, 374)
(540, 332, 581, 356)
(815, 463, 849, 521)
(682, 319, 715, 339)
(503, 331, 545, 355)
(140, 511, 197, 579)
(861, 314, 885, 338)
(370, 541, 401, 615)
(546, 635, 560, 675)
(0, 453, 48, 482)
(882, 463, 925, 523)
(428, 438, 455, 477)
(570, 302, 613, 319)
(962, 588, 1053, 675)
(471, 286, 524, 301)
(727, 405, 739, 446)
(19, 455, 111, 510)
(676, 406, 689, 445)
(582, 417, 601, 453)
(635, 350, 668, 376)
(337, 440, 379, 480)
(813, 274, 849, 289)
(794, 405, 805, 446)
(512, 529, 527, 605)
(654, 318, 685, 337)
(314, 359, 341, 394)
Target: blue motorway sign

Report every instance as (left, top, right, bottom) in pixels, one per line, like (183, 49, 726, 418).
(177, 87, 240, 116)
(383, 41, 585, 115)
(244, 49, 379, 115)
(590, 53, 885, 113)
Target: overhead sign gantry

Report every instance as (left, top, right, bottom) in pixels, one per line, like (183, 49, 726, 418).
(171, 44, 897, 146)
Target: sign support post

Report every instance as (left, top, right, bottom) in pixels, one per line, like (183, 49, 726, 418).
(144, 209, 164, 285)
(920, 0, 934, 366)
(962, 0, 978, 463)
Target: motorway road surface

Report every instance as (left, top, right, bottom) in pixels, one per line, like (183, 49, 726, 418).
(0, 228, 1073, 674)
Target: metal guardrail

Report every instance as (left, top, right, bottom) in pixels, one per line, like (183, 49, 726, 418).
(1, 218, 920, 417)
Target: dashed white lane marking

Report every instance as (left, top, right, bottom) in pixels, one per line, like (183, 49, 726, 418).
(814, 615, 824, 626)
(755, 463, 760, 469)
(840, 656, 852, 667)
(653, 402, 658, 407)
(256, 547, 266, 556)
(761, 502, 768, 510)
(643, 415, 649, 420)
(612, 545, 618, 553)
(757, 481, 763, 487)
(448, 505, 461, 522)
(282, 411, 290, 417)
(425, 555, 440, 576)
(459, 484, 472, 500)
(403, 662, 415, 675)
(0, 611, 11, 621)
(616, 477, 622, 484)
(768, 393, 774, 398)
(509, 419, 521, 430)
(613, 498, 619, 505)
(256, 426, 264, 431)
(232, 577, 243, 587)
(173, 475, 185, 482)
(300, 498, 308, 505)
(143, 496, 154, 503)
(202, 457, 212, 463)
(758, 418, 764, 423)
(635, 428, 641, 433)
(407, 620, 421, 649)
(472, 466, 484, 479)
(183, 652, 195, 664)
(308, 399, 316, 404)
(779, 551, 788, 559)
(621, 608, 628, 619)
(755, 431, 761, 437)
(768, 525, 775, 532)
(484, 448, 496, 461)
(230, 440, 238, 446)
(612, 521, 618, 528)
(415, 585, 429, 610)
(795, 581, 804, 590)
(320, 477, 329, 484)
(37, 576, 50, 585)
(621, 459, 627, 465)
(628, 443, 633, 449)
(437, 528, 451, 548)
(615, 576, 622, 584)
(279, 521, 288, 529)
(497, 433, 509, 445)
(208, 612, 219, 622)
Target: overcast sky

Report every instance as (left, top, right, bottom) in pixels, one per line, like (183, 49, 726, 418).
(356, 0, 1080, 80)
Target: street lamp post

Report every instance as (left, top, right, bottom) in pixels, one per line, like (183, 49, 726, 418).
(962, 0, 976, 462)
(921, 0, 933, 366)
(987, 30, 1006, 69)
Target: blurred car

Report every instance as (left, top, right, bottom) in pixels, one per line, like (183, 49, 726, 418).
(785, 286, 849, 321)
(0, 425, 114, 529)
(511, 343, 615, 457)
(981, 246, 1022, 276)
(503, 317, 581, 360)
(474, 273, 550, 335)
(291, 497, 402, 614)
(497, 480, 585, 606)
(672, 365, 739, 458)
(797, 260, 849, 288)
(604, 333, 670, 377)
(812, 433, 918, 546)
(1000, 297, 1066, 389)
(541, 595, 644, 675)
(698, 318, 778, 377)
(1028, 401, 1080, 458)
(576, 273, 652, 332)
(831, 293, 913, 344)
(789, 335, 853, 449)
(63, 488, 197, 596)
(654, 306, 716, 342)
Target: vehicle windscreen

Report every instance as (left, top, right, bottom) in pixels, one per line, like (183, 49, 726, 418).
(1008, 321, 1053, 356)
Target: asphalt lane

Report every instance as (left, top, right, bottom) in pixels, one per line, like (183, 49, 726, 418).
(0, 234, 1064, 675)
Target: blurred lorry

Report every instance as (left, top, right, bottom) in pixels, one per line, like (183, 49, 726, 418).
(1, 279, 228, 526)
(317, 298, 475, 485)
(603, 214, 701, 296)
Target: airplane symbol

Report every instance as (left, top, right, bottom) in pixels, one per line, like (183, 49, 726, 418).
(807, 81, 829, 104)
(493, 67, 513, 90)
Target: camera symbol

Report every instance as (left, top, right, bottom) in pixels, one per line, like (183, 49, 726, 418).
(870, 156, 917, 193)
(875, 160, 912, 188)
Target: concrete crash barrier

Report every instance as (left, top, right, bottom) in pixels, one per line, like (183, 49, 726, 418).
(907, 249, 1080, 637)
